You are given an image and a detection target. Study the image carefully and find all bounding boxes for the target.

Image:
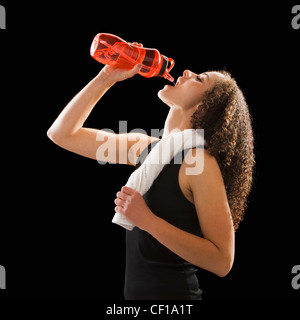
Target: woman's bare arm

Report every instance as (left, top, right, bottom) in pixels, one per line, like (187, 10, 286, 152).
(147, 150, 235, 276)
(47, 65, 157, 165)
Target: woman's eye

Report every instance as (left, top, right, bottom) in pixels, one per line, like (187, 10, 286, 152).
(196, 76, 202, 82)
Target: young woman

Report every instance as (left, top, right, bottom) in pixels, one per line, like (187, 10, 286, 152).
(47, 64, 255, 300)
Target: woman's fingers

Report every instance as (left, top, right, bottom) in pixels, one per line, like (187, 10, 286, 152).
(116, 191, 127, 200)
(115, 188, 131, 207)
(115, 186, 137, 209)
(114, 197, 125, 207)
(130, 42, 143, 47)
(121, 186, 136, 195)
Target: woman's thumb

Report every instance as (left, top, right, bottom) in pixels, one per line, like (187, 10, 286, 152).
(133, 63, 142, 73)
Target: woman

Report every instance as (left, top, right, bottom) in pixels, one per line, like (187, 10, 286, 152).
(47, 63, 255, 300)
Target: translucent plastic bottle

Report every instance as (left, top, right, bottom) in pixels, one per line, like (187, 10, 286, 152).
(90, 33, 175, 82)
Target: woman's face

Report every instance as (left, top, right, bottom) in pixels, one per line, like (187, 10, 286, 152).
(158, 70, 225, 110)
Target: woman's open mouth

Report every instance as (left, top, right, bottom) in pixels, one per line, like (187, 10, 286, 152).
(175, 76, 183, 87)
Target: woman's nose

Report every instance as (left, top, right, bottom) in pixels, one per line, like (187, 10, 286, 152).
(183, 70, 191, 78)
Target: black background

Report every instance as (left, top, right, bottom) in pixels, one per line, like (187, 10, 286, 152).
(0, 1, 299, 300)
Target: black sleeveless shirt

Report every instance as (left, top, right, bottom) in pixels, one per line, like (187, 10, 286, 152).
(124, 141, 203, 300)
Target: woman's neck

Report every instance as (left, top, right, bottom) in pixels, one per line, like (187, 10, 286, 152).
(163, 106, 195, 138)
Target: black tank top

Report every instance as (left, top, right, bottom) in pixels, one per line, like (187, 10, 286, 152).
(124, 140, 203, 300)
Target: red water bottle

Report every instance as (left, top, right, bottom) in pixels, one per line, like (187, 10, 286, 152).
(90, 33, 175, 82)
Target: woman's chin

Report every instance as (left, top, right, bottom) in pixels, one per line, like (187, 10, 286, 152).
(158, 85, 174, 105)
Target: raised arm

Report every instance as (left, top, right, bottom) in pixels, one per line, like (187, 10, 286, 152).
(47, 65, 158, 165)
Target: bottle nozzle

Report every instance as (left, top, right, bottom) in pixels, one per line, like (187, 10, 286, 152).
(164, 72, 174, 83)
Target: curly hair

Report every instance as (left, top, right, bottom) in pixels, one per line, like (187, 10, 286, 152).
(190, 71, 255, 230)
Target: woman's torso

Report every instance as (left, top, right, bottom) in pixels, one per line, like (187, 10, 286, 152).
(124, 140, 203, 300)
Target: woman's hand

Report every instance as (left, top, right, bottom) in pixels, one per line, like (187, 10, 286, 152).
(114, 186, 157, 231)
(97, 42, 143, 83)
(98, 63, 142, 83)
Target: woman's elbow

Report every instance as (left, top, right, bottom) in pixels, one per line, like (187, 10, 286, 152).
(47, 127, 54, 140)
(216, 255, 234, 278)
(47, 126, 60, 143)
(47, 126, 67, 146)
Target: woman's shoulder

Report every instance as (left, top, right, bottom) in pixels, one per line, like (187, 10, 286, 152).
(182, 147, 221, 178)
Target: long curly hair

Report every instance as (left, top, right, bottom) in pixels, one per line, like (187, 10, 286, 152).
(190, 71, 255, 230)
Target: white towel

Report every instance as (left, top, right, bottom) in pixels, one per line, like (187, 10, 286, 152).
(112, 129, 205, 230)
